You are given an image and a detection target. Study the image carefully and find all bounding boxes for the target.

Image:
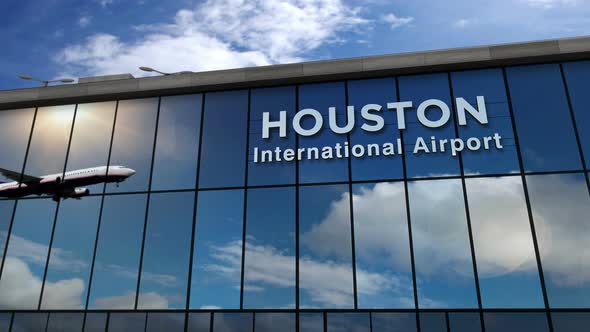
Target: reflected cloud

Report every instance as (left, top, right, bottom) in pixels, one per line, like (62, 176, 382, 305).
(93, 291, 168, 309)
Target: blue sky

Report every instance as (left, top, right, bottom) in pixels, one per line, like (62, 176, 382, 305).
(0, 0, 589, 90)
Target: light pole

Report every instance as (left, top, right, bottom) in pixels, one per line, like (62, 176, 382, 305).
(139, 66, 193, 76)
(18, 75, 75, 87)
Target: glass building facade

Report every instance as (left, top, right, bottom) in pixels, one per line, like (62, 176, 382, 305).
(0, 60, 589, 331)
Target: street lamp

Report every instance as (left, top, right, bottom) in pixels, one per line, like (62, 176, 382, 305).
(139, 66, 193, 76)
(18, 75, 75, 87)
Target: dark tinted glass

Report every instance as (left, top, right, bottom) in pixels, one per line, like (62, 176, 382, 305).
(409, 179, 478, 308)
(298, 82, 349, 183)
(299, 184, 353, 308)
(398, 73, 460, 178)
(0, 108, 34, 184)
(146, 313, 185, 332)
(448, 312, 481, 332)
(106, 98, 158, 193)
(466, 176, 544, 308)
(352, 182, 413, 308)
(11, 312, 47, 332)
(187, 313, 210, 332)
(348, 78, 403, 181)
(138, 192, 193, 309)
(299, 313, 324, 332)
(41, 197, 101, 309)
(108, 313, 146, 332)
(248, 86, 296, 186)
(327, 313, 370, 332)
(451, 68, 519, 175)
(151, 94, 202, 190)
(46, 313, 83, 332)
(243, 187, 295, 308)
(506, 64, 582, 172)
(372, 312, 417, 332)
(0, 313, 10, 332)
(190, 190, 244, 309)
(419, 313, 446, 332)
(0, 201, 15, 271)
(552, 312, 590, 332)
(84, 313, 107, 332)
(562, 61, 590, 164)
(213, 313, 252, 332)
(199, 90, 248, 188)
(255, 313, 295, 332)
(527, 173, 590, 307)
(0, 199, 56, 309)
(88, 194, 147, 309)
(484, 312, 549, 332)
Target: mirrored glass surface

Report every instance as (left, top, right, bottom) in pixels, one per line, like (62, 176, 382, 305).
(88, 194, 147, 309)
(106, 98, 158, 193)
(551, 312, 590, 332)
(187, 313, 210, 332)
(448, 312, 481, 332)
(248, 86, 296, 186)
(151, 94, 202, 191)
(0, 313, 11, 332)
(348, 78, 403, 181)
(419, 313, 446, 332)
(213, 313, 252, 332)
(409, 179, 478, 308)
(451, 68, 520, 175)
(0, 108, 34, 185)
(255, 313, 295, 332)
(0, 199, 56, 309)
(299, 184, 354, 309)
(352, 182, 413, 308)
(506, 64, 582, 172)
(484, 312, 549, 332)
(299, 312, 324, 332)
(108, 313, 146, 332)
(0, 201, 15, 270)
(398, 73, 460, 178)
(372, 312, 417, 332)
(298, 82, 349, 184)
(466, 176, 544, 308)
(562, 61, 590, 164)
(190, 190, 244, 309)
(527, 173, 590, 307)
(327, 313, 370, 332)
(199, 90, 249, 188)
(244, 187, 295, 309)
(11, 312, 48, 332)
(138, 192, 193, 309)
(84, 313, 107, 332)
(46, 313, 83, 332)
(41, 197, 102, 309)
(146, 313, 185, 332)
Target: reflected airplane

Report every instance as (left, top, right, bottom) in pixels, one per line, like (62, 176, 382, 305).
(0, 166, 136, 202)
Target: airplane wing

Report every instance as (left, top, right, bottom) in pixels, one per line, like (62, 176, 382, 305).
(0, 168, 43, 184)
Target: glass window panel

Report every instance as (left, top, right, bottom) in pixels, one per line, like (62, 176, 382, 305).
(138, 192, 193, 309)
(199, 90, 248, 188)
(372, 313, 417, 332)
(526, 173, 590, 307)
(448, 313, 481, 332)
(326, 313, 369, 332)
(84, 313, 107, 332)
(506, 64, 582, 172)
(0, 313, 11, 332)
(352, 182, 413, 308)
(151, 95, 202, 191)
(348, 78, 403, 181)
(106, 98, 158, 193)
(552, 312, 590, 332)
(190, 190, 243, 309)
(398, 73, 460, 178)
(41, 197, 101, 309)
(563, 61, 590, 163)
(466, 176, 544, 308)
(244, 187, 295, 309)
(47, 313, 83, 332)
(0, 201, 15, 270)
(299, 184, 354, 309)
(187, 313, 210, 332)
(108, 313, 146, 332)
(0, 108, 34, 185)
(88, 194, 147, 309)
(0, 199, 56, 309)
(11, 312, 47, 332)
(299, 313, 324, 332)
(213, 313, 252, 332)
(65, 102, 116, 193)
(255, 313, 295, 332)
(451, 69, 520, 175)
(409, 179, 478, 308)
(419, 313, 446, 332)
(484, 312, 549, 332)
(298, 82, 349, 184)
(248, 86, 296, 186)
(146, 313, 185, 332)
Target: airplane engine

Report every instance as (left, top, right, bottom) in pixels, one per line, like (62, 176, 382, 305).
(69, 188, 90, 199)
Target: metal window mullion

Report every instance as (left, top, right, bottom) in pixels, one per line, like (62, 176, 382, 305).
(240, 90, 252, 310)
(295, 85, 300, 327)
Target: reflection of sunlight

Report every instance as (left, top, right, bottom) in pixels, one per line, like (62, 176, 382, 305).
(49, 108, 75, 125)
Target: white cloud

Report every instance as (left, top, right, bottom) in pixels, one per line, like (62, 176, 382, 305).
(381, 13, 414, 29)
(78, 16, 92, 28)
(56, 0, 368, 77)
(96, 0, 114, 8)
(525, 0, 578, 8)
(453, 19, 472, 29)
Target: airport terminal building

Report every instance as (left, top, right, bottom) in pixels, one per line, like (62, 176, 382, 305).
(0, 36, 589, 331)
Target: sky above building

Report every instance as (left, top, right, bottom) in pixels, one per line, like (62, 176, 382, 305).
(0, 0, 589, 90)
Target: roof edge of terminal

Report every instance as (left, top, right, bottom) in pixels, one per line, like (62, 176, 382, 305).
(1, 35, 590, 109)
